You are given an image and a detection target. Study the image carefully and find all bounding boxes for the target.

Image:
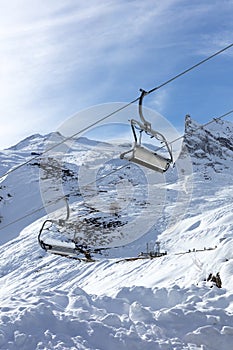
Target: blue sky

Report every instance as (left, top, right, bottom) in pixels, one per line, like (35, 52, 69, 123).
(0, 0, 233, 149)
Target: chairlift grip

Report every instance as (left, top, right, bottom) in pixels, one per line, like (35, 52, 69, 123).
(139, 89, 151, 130)
(138, 88, 173, 163)
(64, 197, 70, 221)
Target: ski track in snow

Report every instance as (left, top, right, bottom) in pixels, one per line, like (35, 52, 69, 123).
(1, 122, 233, 349)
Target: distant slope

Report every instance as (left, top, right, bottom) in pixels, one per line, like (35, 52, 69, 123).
(1, 116, 233, 246)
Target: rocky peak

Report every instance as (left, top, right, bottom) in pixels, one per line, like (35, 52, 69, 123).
(182, 114, 233, 175)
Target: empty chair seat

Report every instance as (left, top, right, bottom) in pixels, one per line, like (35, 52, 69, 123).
(120, 144, 171, 172)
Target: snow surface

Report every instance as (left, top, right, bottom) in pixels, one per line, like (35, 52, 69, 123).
(1, 118, 233, 349)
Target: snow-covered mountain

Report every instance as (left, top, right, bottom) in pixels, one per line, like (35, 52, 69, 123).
(184, 114, 233, 177)
(1, 117, 233, 349)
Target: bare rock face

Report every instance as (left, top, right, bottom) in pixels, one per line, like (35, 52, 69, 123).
(182, 114, 233, 177)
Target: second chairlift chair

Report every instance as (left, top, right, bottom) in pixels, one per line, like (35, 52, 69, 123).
(120, 89, 173, 173)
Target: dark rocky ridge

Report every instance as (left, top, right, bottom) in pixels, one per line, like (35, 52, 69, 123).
(182, 114, 233, 175)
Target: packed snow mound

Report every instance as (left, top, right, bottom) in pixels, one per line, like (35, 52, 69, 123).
(1, 216, 233, 349)
(1, 284, 233, 350)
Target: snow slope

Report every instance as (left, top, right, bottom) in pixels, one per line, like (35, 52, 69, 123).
(1, 117, 233, 349)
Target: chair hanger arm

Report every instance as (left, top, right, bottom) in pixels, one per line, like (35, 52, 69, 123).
(139, 89, 150, 128)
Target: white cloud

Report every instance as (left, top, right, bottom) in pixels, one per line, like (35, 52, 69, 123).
(0, 0, 232, 149)
(148, 89, 169, 114)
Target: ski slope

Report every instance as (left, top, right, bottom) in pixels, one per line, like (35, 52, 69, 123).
(1, 117, 233, 349)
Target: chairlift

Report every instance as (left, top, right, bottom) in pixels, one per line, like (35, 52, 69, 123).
(38, 198, 110, 260)
(38, 198, 82, 255)
(120, 89, 173, 173)
(38, 197, 72, 252)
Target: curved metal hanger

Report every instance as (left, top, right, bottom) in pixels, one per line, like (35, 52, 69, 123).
(38, 196, 70, 250)
(120, 89, 173, 172)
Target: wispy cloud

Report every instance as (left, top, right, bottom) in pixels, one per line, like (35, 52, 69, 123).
(0, 0, 232, 149)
